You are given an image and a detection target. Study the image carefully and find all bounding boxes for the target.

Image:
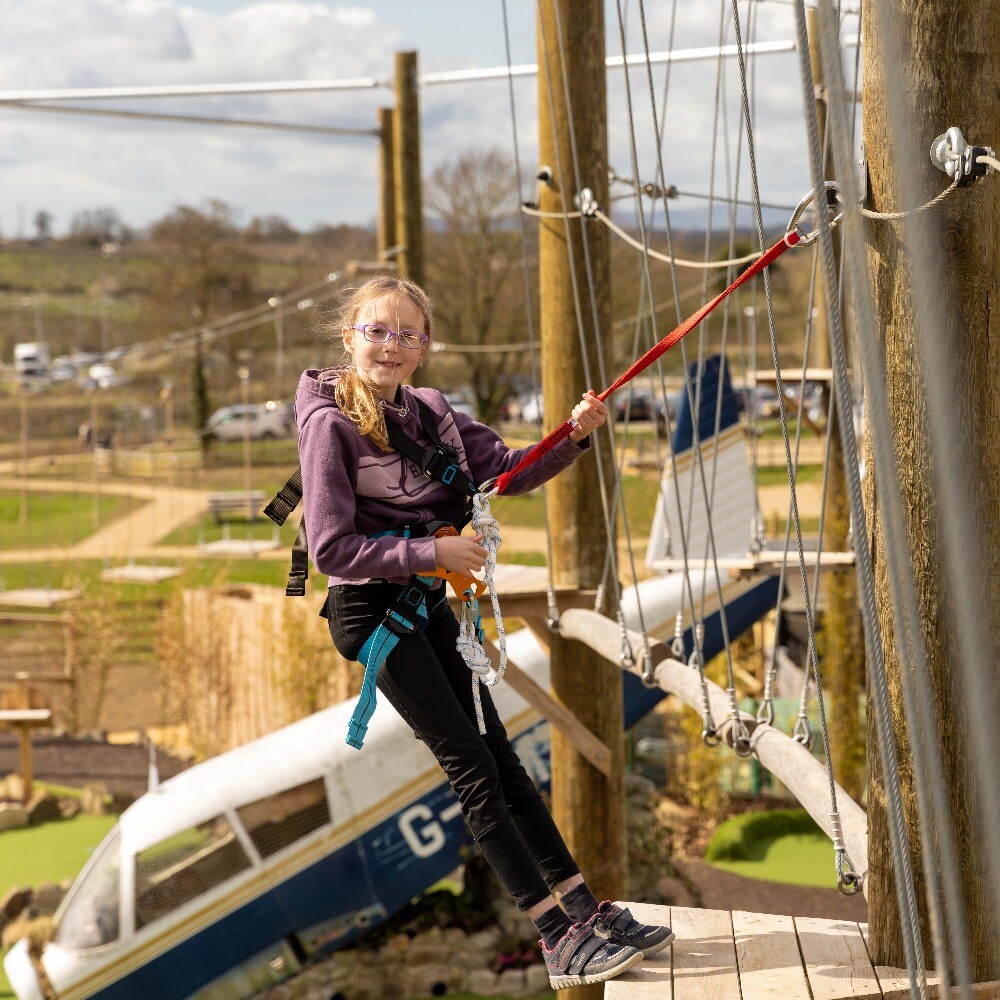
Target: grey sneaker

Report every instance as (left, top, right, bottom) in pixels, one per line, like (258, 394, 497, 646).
(540, 920, 643, 990)
(587, 900, 675, 956)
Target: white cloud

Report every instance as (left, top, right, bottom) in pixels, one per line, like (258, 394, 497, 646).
(0, 0, 854, 238)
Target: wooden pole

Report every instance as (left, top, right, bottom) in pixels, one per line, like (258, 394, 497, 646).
(862, 0, 1000, 977)
(15, 673, 33, 803)
(377, 106, 397, 259)
(393, 52, 423, 286)
(805, 8, 865, 804)
(537, 5, 625, 991)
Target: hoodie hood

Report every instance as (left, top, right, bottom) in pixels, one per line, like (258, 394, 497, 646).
(295, 366, 417, 431)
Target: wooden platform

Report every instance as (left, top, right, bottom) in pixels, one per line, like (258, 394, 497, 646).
(605, 903, 999, 999)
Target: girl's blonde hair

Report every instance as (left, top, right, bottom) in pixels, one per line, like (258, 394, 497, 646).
(332, 276, 434, 452)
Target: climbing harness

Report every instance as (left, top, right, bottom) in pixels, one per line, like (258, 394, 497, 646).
(265, 395, 504, 750)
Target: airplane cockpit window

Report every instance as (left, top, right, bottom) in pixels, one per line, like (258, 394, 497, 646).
(135, 816, 251, 930)
(53, 829, 121, 950)
(237, 778, 330, 859)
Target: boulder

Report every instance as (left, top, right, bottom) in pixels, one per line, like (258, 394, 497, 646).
(81, 783, 109, 816)
(399, 961, 466, 997)
(468, 969, 505, 996)
(32, 882, 65, 917)
(26, 792, 62, 826)
(0, 804, 29, 832)
(525, 962, 553, 993)
(498, 967, 530, 997)
(0, 887, 31, 922)
(1, 914, 52, 950)
(59, 798, 81, 819)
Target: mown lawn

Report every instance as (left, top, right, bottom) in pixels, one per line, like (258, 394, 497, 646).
(0, 814, 118, 894)
(0, 491, 145, 550)
(705, 808, 837, 889)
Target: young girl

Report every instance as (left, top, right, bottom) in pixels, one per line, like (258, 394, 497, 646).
(296, 275, 673, 989)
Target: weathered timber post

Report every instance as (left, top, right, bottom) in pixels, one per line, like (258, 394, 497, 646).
(537, 6, 626, 995)
(806, 7, 865, 803)
(377, 106, 397, 259)
(393, 52, 423, 286)
(862, 0, 1000, 977)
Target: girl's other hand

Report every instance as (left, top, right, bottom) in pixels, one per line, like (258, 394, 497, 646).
(434, 532, 487, 575)
(568, 390, 609, 443)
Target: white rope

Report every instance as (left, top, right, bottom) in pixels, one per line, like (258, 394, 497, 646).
(594, 208, 763, 269)
(859, 178, 961, 221)
(451, 494, 506, 737)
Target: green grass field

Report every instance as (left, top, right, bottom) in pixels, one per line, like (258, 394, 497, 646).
(0, 814, 118, 894)
(705, 809, 836, 889)
(0, 491, 145, 550)
(0, 813, 119, 998)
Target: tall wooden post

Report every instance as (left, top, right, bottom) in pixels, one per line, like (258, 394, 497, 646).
(806, 8, 865, 803)
(393, 52, 423, 286)
(377, 107, 397, 259)
(537, 5, 626, 991)
(862, 0, 1000, 977)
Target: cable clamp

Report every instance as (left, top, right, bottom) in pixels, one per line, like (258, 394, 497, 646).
(573, 187, 600, 218)
(930, 126, 996, 186)
(786, 181, 844, 247)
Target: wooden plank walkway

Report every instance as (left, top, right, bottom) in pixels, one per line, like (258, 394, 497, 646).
(604, 903, 1000, 999)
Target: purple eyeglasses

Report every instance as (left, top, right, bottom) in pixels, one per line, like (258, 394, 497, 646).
(351, 323, 429, 350)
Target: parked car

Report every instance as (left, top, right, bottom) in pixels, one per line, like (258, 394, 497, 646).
(443, 392, 475, 418)
(206, 401, 294, 442)
(86, 363, 121, 390)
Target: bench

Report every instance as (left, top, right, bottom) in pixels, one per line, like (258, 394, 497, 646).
(206, 491, 266, 523)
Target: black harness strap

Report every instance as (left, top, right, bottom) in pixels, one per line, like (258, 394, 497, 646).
(264, 398, 478, 596)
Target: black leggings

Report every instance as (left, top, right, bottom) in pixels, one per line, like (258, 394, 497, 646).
(325, 581, 579, 911)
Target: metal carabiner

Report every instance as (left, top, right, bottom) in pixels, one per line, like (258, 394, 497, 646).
(786, 181, 844, 247)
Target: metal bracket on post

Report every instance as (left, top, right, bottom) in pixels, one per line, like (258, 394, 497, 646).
(930, 126, 996, 186)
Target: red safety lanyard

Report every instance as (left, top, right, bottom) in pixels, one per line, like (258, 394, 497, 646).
(492, 229, 800, 497)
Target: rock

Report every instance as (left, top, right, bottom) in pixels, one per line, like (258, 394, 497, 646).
(465, 927, 502, 952)
(441, 926, 466, 946)
(26, 792, 62, 826)
(1, 914, 51, 950)
(3, 774, 24, 801)
(31, 882, 64, 916)
(468, 969, 504, 996)
(400, 961, 466, 997)
(0, 805, 29, 832)
(59, 798, 81, 819)
(409, 925, 444, 946)
(380, 932, 410, 955)
(407, 943, 452, 964)
(498, 967, 529, 997)
(525, 962, 553, 993)
(82, 783, 109, 816)
(0, 887, 31, 922)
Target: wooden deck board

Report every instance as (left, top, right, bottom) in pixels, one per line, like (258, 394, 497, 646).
(795, 916, 882, 999)
(671, 906, 741, 1000)
(604, 902, 673, 998)
(733, 910, 811, 1000)
(603, 906, 999, 1000)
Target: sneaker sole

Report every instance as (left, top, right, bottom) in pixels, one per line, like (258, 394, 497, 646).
(639, 930, 675, 957)
(548, 948, 644, 989)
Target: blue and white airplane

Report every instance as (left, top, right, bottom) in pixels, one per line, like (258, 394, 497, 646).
(5, 355, 779, 1000)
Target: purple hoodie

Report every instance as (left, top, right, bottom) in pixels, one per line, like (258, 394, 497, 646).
(295, 367, 591, 586)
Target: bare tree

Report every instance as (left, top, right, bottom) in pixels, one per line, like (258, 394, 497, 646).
(425, 148, 534, 423)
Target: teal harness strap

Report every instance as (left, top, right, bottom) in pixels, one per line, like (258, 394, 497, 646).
(346, 573, 442, 749)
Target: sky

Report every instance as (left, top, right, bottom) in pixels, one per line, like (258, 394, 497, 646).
(0, 0, 860, 238)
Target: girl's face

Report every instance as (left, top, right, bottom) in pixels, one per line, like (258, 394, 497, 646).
(342, 292, 429, 401)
